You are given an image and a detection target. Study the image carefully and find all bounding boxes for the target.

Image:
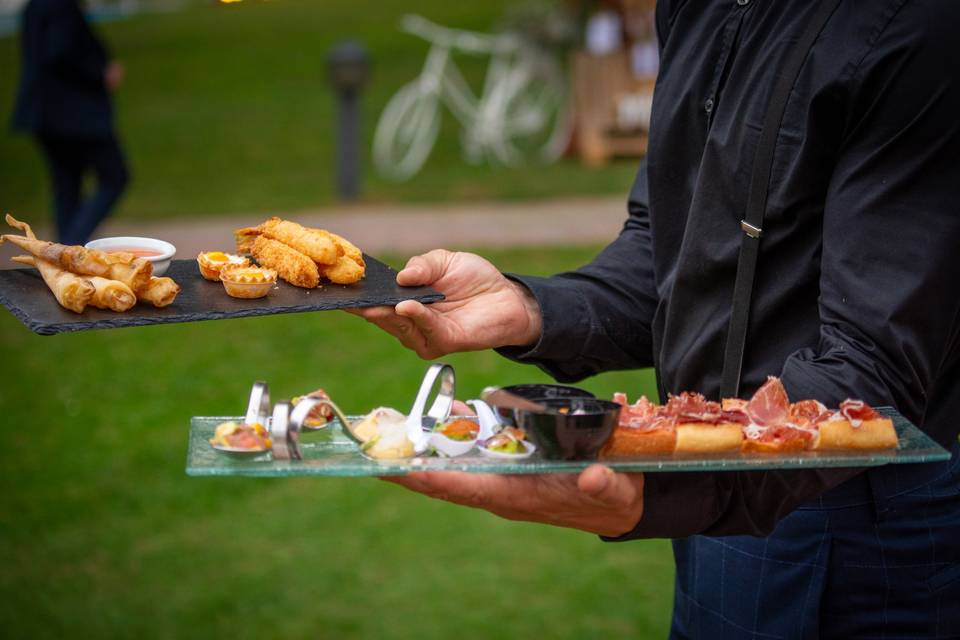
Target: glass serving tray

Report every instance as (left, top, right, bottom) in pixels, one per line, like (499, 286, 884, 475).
(186, 408, 951, 477)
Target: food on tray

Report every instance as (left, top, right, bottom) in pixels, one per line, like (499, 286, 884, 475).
(196, 251, 249, 281)
(138, 276, 181, 308)
(292, 389, 334, 428)
(250, 236, 319, 289)
(602, 377, 897, 458)
(87, 276, 137, 312)
(234, 217, 365, 287)
(435, 418, 480, 442)
(480, 426, 530, 455)
(209, 420, 271, 451)
(9, 254, 95, 313)
(2, 233, 152, 292)
(2, 214, 181, 313)
(219, 264, 277, 299)
(239, 217, 339, 265)
(352, 407, 416, 459)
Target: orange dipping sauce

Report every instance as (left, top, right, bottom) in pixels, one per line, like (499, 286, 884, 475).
(109, 247, 164, 258)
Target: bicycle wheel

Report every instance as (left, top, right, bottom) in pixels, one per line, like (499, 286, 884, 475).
(373, 82, 441, 181)
(494, 53, 571, 166)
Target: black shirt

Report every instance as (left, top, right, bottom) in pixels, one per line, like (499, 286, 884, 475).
(501, 0, 960, 537)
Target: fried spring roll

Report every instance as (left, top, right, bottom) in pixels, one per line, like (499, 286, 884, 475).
(239, 217, 338, 265)
(87, 276, 137, 311)
(250, 235, 319, 288)
(10, 255, 95, 313)
(1, 234, 152, 292)
(138, 277, 181, 308)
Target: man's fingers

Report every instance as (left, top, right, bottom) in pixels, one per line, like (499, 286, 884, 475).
(577, 464, 641, 508)
(397, 250, 450, 287)
(382, 471, 503, 509)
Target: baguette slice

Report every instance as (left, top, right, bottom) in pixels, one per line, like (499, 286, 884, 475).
(601, 427, 676, 457)
(815, 416, 897, 450)
(675, 422, 743, 453)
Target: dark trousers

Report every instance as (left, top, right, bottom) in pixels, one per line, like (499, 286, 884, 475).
(670, 442, 960, 639)
(36, 133, 129, 246)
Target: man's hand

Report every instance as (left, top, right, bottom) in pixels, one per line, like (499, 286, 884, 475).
(350, 250, 543, 359)
(383, 465, 644, 537)
(104, 61, 124, 92)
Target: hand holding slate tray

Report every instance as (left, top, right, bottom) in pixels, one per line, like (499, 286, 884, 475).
(0, 256, 444, 335)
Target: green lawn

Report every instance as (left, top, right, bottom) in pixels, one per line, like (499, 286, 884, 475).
(0, 0, 639, 222)
(0, 245, 673, 639)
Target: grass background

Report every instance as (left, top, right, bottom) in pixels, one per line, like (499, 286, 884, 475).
(0, 0, 638, 221)
(0, 246, 672, 639)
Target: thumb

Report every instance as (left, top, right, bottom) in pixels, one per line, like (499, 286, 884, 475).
(397, 250, 450, 287)
(577, 464, 640, 508)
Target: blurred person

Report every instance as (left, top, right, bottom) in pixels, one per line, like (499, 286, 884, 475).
(353, 1, 960, 637)
(10, 0, 129, 246)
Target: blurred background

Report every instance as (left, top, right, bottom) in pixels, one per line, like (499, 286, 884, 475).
(0, 0, 670, 637)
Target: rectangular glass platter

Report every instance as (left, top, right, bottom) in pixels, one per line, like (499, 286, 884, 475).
(186, 407, 951, 477)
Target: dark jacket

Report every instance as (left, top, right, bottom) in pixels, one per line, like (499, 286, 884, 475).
(10, 0, 113, 137)
(500, 0, 960, 538)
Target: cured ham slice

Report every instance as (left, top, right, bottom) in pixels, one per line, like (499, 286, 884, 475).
(746, 377, 791, 426)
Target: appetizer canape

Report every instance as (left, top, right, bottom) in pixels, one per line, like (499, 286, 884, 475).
(352, 407, 416, 459)
(478, 426, 535, 459)
(209, 420, 271, 453)
(429, 417, 481, 457)
(291, 388, 334, 429)
(219, 264, 277, 299)
(197, 251, 250, 281)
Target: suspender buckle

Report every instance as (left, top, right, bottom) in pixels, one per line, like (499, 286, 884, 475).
(740, 220, 763, 238)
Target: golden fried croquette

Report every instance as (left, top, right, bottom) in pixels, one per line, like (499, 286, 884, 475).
(257, 217, 338, 265)
(320, 254, 365, 285)
(326, 231, 365, 269)
(251, 236, 319, 288)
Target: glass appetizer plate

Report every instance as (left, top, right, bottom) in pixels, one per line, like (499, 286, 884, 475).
(185, 408, 950, 477)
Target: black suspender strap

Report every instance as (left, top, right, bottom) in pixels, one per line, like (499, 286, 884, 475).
(719, 0, 843, 398)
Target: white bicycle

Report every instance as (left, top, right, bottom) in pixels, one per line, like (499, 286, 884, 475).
(373, 14, 571, 181)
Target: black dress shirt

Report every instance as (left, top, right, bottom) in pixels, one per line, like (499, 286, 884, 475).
(11, 0, 113, 138)
(500, 0, 960, 537)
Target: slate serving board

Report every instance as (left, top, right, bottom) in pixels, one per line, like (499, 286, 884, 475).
(0, 256, 443, 335)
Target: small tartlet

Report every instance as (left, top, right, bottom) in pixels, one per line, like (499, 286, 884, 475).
(219, 264, 277, 299)
(197, 251, 250, 281)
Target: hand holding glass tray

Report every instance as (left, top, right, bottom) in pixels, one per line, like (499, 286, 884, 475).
(187, 366, 951, 477)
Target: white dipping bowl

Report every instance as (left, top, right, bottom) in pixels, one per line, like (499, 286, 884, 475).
(85, 236, 177, 276)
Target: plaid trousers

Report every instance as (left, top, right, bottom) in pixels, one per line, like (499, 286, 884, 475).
(670, 442, 960, 639)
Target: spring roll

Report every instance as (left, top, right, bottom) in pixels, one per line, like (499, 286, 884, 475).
(137, 276, 181, 308)
(9, 255, 95, 313)
(0, 234, 153, 292)
(87, 276, 137, 311)
(238, 217, 338, 265)
(250, 235, 319, 288)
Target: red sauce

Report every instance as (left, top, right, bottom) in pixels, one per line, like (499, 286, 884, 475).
(108, 248, 163, 258)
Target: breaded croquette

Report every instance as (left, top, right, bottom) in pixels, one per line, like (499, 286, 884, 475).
(251, 235, 320, 288)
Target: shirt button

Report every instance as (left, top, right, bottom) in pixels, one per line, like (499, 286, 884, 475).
(737, 0, 750, 5)
(704, 98, 715, 114)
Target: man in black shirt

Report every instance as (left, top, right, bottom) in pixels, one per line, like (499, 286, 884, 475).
(355, 1, 960, 636)
(11, 0, 129, 245)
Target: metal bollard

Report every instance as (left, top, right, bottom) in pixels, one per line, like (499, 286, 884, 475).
(327, 41, 371, 201)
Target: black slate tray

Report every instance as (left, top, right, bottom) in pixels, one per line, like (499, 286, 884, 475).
(0, 256, 443, 335)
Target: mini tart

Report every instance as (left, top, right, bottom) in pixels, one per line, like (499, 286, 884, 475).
(219, 264, 277, 299)
(197, 251, 249, 281)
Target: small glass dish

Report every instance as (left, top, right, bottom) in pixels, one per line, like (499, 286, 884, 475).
(477, 427, 536, 460)
(219, 265, 277, 299)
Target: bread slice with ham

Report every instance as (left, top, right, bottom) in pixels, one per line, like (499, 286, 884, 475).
(601, 393, 676, 457)
(814, 399, 898, 450)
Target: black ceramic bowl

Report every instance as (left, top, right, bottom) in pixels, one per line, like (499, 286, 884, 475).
(494, 384, 596, 425)
(513, 398, 621, 461)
